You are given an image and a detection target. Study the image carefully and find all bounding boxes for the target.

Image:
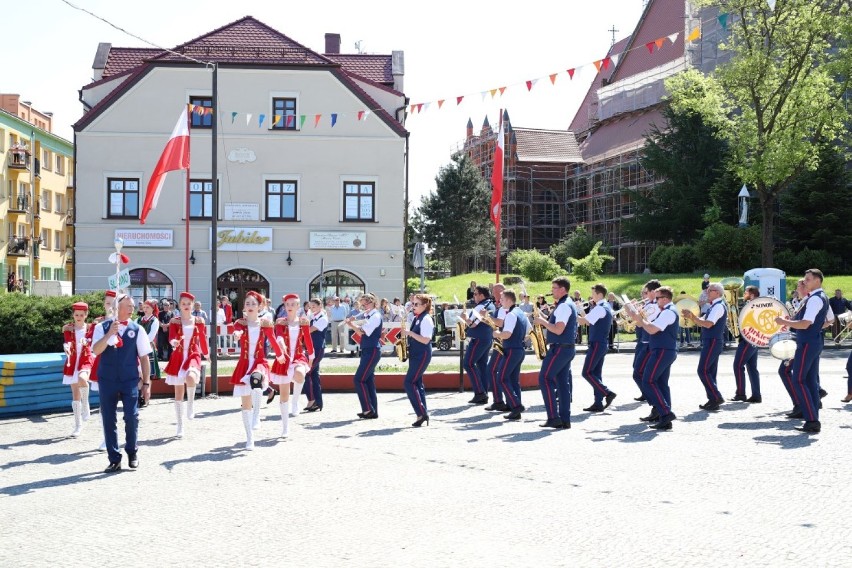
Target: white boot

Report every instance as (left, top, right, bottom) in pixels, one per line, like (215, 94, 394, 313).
(279, 402, 290, 438)
(186, 388, 195, 420)
(70, 401, 83, 437)
(174, 400, 184, 438)
(251, 388, 263, 430)
(242, 409, 254, 450)
(97, 439, 107, 451)
(80, 385, 91, 422)
(290, 381, 304, 417)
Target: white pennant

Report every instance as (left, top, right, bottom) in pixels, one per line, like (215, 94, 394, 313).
(667, 32, 679, 44)
(609, 54, 620, 68)
(767, 0, 776, 9)
(246, 113, 253, 126)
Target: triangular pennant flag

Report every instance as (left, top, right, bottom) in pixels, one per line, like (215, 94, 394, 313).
(601, 56, 613, 71)
(489, 89, 498, 98)
(258, 114, 266, 128)
(363, 110, 371, 120)
(357, 110, 364, 121)
(423, 102, 431, 111)
(331, 113, 338, 127)
(300, 115, 307, 129)
(593, 59, 603, 72)
(655, 37, 665, 48)
(416, 103, 423, 113)
(230, 112, 237, 124)
(498, 87, 506, 96)
(456, 96, 464, 105)
(314, 114, 321, 127)
(195, 106, 206, 116)
(646, 41, 655, 54)
(718, 13, 728, 29)
(667, 32, 678, 43)
(567, 68, 575, 79)
(610, 53, 620, 68)
(526, 80, 533, 91)
(285, 115, 295, 128)
(481, 91, 488, 102)
(687, 27, 700, 42)
(246, 113, 252, 126)
(437, 99, 445, 109)
(410, 104, 416, 114)
(767, 0, 776, 10)
(549, 73, 558, 85)
(187, 103, 195, 113)
(204, 107, 213, 116)
(272, 115, 282, 127)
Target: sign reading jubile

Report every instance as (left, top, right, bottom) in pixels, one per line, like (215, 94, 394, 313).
(209, 228, 273, 251)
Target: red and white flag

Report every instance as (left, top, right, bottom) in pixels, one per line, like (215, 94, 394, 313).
(490, 119, 504, 230)
(140, 107, 190, 224)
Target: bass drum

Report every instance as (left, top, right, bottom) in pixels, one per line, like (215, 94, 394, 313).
(769, 332, 797, 361)
(738, 296, 791, 348)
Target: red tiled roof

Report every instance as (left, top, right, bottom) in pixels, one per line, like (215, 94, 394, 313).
(103, 48, 162, 78)
(342, 70, 403, 97)
(329, 68, 407, 137)
(513, 128, 582, 163)
(578, 106, 667, 163)
(609, 0, 686, 83)
(325, 54, 393, 85)
(568, 37, 630, 134)
(151, 16, 335, 66)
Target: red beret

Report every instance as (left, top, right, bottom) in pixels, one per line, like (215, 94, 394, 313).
(105, 290, 117, 298)
(72, 302, 89, 312)
(144, 299, 160, 316)
(179, 292, 196, 302)
(245, 291, 264, 305)
(283, 293, 299, 303)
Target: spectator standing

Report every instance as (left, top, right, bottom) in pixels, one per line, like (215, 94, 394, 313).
(829, 289, 851, 339)
(328, 297, 348, 353)
(466, 280, 477, 302)
(701, 273, 711, 291)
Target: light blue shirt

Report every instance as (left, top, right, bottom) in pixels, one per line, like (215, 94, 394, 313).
(329, 304, 348, 321)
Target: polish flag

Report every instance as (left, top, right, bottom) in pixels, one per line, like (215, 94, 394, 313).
(490, 119, 504, 230)
(140, 107, 190, 224)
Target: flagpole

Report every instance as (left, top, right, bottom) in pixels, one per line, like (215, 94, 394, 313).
(185, 105, 191, 293)
(495, 109, 503, 284)
(209, 63, 219, 396)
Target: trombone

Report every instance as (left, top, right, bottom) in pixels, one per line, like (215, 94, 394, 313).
(720, 276, 744, 339)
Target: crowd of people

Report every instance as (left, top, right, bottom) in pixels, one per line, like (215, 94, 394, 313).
(58, 268, 850, 472)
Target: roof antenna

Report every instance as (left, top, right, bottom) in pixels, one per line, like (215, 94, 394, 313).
(608, 25, 619, 47)
(354, 40, 364, 54)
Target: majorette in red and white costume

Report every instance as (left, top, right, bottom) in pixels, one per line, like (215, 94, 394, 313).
(63, 302, 95, 437)
(270, 293, 315, 432)
(164, 292, 209, 436)
(229, 290, 287, 450)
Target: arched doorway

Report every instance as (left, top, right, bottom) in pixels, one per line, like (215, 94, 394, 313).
(128, 268, 174, 303)
(217, 268, 270, 318)
(309, 269, 365, 302)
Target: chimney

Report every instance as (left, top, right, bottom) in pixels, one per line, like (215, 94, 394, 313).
(92, 42, 111, 81)
(391, 50, 405, 93)
(325, 33, 341, 54)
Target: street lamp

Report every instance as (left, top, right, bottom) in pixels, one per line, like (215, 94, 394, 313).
(737, 184, 751, 228)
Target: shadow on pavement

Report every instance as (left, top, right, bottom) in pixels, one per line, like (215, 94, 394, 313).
(448, 413, 493, 424)
(140, 436, 179, 447)
(0, 436, 68, 450)
(429, 405, 472, 417)
(0, 471, 106, 497)
(193, 407, 241, 419)
(586, 423, 661, 443)
(160, 445, 244, 471)
(303, 420, 357, 429)
(494, 430, 555, 442)
(356, 427, 406, 437)
(682, 410, 710, 422)
(0, 449, 101, 471)
(717, 420, 793, 431)
(753, 434, 818, 449)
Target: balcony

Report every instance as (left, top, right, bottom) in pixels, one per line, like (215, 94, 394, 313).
(7, 236, 30, 257)
(7, 146, 31, 170)
(8, 195, 30, 214)
(65, 208, 74, 225)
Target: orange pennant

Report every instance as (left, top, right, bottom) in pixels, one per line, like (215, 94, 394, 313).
(549, 73, 558, 85)
(314, 114, 321, 127)
(489, 88, 498, 98)
(437, 99, 445, 109)
(655, 37, 665, 48)
(273, 115, 282, 126)
(410, 104, 417, 114)
(593, 60, 603, 72)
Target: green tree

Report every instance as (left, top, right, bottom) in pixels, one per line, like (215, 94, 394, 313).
(568, 242, 615, 281)
(507, 249, 562, 281)
(412, 154, 495, 275)
(668, 0, 852, 265)
(549, 225, 596, 269)
(625, 103, 728, 244)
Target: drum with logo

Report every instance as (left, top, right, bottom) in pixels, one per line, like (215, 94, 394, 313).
(738, 296, 792, 356)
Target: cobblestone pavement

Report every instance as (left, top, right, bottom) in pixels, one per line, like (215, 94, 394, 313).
(2, 348, 851, 567)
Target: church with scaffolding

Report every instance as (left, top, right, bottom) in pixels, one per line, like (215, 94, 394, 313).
(463, 0, 729, 273)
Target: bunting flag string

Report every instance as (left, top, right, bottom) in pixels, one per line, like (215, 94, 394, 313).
(179, 11, 729, 127)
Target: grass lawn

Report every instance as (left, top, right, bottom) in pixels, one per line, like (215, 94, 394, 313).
(422, 271, 852, 303)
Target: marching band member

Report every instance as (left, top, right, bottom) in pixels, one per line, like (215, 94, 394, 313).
(535, 277, 577, 429)
(484, 283, 507, 412)
(230, 291, 287, 449)
(632, 280, 661, 402)
(402, 294, 434, 427)
(346, 293, 383, 419)
(270, 293, 315, 437)
(87, 290, 118, 451)
(731, 286, 761, 403)
(682, 282, 726, 411)
(630, 286, 679, 430)
(494, 289, 529, 421)
(778, 278, 808, 416)
(163, 292, 209, 437)
(460, 285, 496, 405)
(304, 298, 328, 412)
(844, 327, 852, 404)
(577, 284, 617, 412)
(62, 302, 94, 437)
(775, 269, 830, 433)
(138, 300, 161, 396)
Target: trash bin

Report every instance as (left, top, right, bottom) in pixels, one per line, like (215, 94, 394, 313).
(743, 267, 786, 301)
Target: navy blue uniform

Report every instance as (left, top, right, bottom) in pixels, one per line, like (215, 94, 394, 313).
(497, 306, 529, 411)
(463, 299, 496, 395)
(642, 303, 679, 420)
(538, 296, 577, 424)
(733, 335, 760, 399)
(791, 289, 830, 423)
(404, 312, 433, 416)
(354, 310, 383, 415)
(487, 308, 507, 405)
(697, 299, 726, 404)
(306, 312, 328, 408)
(632, 300, 658, 401)
(581, 302, 615, 405)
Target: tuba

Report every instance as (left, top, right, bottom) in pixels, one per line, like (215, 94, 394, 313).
(530, 305, 547, 361)
(721, 277, 744, 339)
(395, 310, 409, 362)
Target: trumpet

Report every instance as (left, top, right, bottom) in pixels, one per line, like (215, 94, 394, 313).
(615, 295, 647, 334)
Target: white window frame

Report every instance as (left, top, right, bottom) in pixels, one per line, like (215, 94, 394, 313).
(41, 189, 52, 213)
(55, 154, 64, 175)
(41, 228, 50, 250)
(54, 230, 62, 251)
(55, 193, 63, 214)
(262, 174, 302, 222)
(42, 149, 51, 171)
(339, 175, 379, 223)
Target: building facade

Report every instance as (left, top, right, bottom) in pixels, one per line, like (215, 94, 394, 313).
(74, 17, 408, 313)
(1, 95, 74, 293)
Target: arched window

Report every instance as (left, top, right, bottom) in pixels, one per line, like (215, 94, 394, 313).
(309, 270, 365, 302)
(129, 268, 173, 303)
(217, 269, 270, 318)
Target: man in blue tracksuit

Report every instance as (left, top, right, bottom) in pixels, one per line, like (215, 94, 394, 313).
(683, 282, 726, 411)
(775, 269, 830, 433)
(731, 285, 761, 403)
(536, 277, 578, 429)
(460, 285, 497, 405)
(92, 294, 152, 472)
(578, 284, 617, 412)
(494, 289, 529, 421)
(632, 280, 661, 403)
(630, 286, 680, 430)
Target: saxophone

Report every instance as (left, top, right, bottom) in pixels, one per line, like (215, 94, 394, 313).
(395, 310, 409, 362)
(530, 305, 547, 361)
(481, 313, 504, 356)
